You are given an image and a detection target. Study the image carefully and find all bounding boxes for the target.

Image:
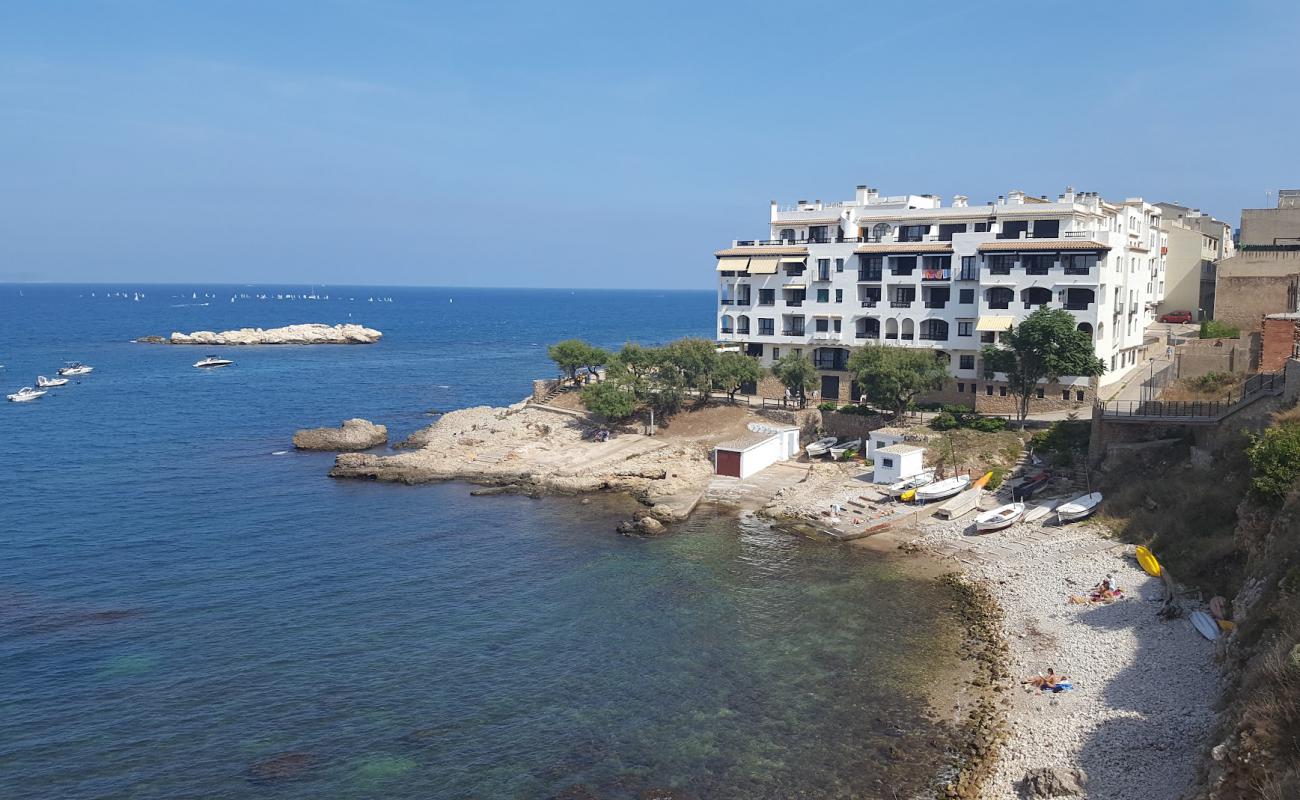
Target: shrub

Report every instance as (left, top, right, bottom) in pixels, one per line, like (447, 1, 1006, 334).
(836, 404, 876, 417)
(581, 381, 638, 421)
(1199, 319, 1241, 339)
(971, 416, 1008, 433)
(817, 401, 838, 412)
(1188, 371, 1237, 393)
(1247, 423, 1300, 502)
(930, 412, 960, 431)
(986, 467, 1006, 490)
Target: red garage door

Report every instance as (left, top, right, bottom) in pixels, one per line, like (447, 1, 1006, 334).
(716, 449, 741, 477)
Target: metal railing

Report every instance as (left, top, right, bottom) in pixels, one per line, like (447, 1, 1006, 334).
(890, 300, 913, 308)
(1099, 370, 1285, 421)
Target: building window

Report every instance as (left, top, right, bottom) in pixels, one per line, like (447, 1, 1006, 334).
(1023, 254, 1053, 275)
(986, 385, 994, 396)
(1062, 389, 1070, 401)
(835, 258, 844, 273)
(958, 321, 973, 337)
(1032, 219, 1060, 238)
(737, 315, 750, 334)
(817, 258, 831, 281)
(957, 382, 965, 393)
(973, 222, 989, 232)
(815, 318, 829, 332)
(833, 319, 842, 333)
(999, 386, 1007, 397)
(1063, 253, 1097, 275)
(959, 288, 974, 304)
(892, 256, 917, 276)
(759, 318, 774, 336)
(759, 288, 775, 305)
(959, 355, 975, 370)
(980, 331, 995, 344)
(858, 255, 883, 280)
(898, 224, 927, 242)
(1035, 387, 1045, 399)
(988, 255, 1014, 275)
(772, 347, 779, 359)
(835, 289, 843, 303)
(817, 288, 830, 303)
(1076, 390, 1085, 401)
(959, 256, 978, 281)
(987, 287, 1014, 309)
(998, 220, 1028, 240)
(920, 319, 949, 340)
(881, 456, 894, 469)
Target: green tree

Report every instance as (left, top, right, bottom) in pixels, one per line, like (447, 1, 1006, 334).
(548, 339, 595, 386)
(581, 381, 639, 421)
(662, 338, 720, 398)
(1247, 423, 1300, 502)
(771, 353, 817, 405)
(713, 351, 763, 401)
(847, 343, 949, 418)
(582, 345, 611, 382)
(981, 308, 1104, 421)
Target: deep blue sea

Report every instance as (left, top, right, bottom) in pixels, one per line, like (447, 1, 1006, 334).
(1, 284, 961, 799)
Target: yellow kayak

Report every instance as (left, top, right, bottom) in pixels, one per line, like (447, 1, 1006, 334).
(1216, 619, 1236, 632)
(900, 488, 917, 502)
(971, 471, 992, 490)
(1135, 545, 1162, 577)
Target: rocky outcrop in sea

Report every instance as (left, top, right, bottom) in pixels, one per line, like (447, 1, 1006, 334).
(136, 323, 381, 345)
(293, 419, 388, 451)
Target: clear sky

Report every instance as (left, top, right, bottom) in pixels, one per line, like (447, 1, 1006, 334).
(2, 1, 1298, 289)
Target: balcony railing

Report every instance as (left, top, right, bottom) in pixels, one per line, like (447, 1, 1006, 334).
(720, 327, 733, 334)
(1063, 267, 1093, 276)
(758, 327, 774, 336)
(890, 300, 913, 308)
(857, 271, 883, 281)
(1064, 302, 1091, 310)
(921, 269, 952, 281)
(988, 302, 1010, 310)
(918, 333, 947, 341)
(814, 360, 849, 370)
(782, 328, 806, 336)
(900, 333, 914, 340)
(1023, 301, 1050, 310)
(855, 331, 880, 339)
(860, 299, 878, 308)
(924, 301, 947, 309)
(786, 300, 803, 307)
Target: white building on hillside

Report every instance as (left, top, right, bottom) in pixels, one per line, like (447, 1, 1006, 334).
(715, 185, 1166, 412)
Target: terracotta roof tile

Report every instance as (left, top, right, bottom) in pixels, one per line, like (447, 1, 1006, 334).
(714, 245, 809, 257)
(853, 242, 953, 254)
(977, 240, 1110, 252)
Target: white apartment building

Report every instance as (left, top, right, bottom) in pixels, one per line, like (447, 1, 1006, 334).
(715, 185, 1166, 411)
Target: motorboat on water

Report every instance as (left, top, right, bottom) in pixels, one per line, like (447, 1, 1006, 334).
(805, 436, 838, 458)
(914, 474, 973, 503)
(828, 438, 862, 459)
(886, 470, 935, 497)
(1057, 492, 1103, 523)
(36, 375, 69, 388)
(7, 386, 46, 402)
(976, 502, 1026, 533)
(193, 355, 234, 369)
(58, 361, 93, 376)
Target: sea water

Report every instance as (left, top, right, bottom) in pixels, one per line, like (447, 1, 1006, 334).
(1, 285, 963, 799)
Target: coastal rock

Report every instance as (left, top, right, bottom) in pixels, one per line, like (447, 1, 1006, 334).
(293, 419, 388, 451)
(247, 752, 319, 783)
(1021, 767, 1086, 797)
(139, 323, 382, 346)
(636, 516, 665, 535)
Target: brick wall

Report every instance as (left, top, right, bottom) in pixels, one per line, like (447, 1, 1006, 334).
(1260, 318, 1300, 372)
(1215, 268, 1300, 334)
(1174, 338, 1248, 377)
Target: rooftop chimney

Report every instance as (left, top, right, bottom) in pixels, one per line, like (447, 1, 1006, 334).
(953, 195, 968, 208)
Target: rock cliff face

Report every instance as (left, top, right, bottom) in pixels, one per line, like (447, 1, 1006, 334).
(293, 419, 388, 451)
(138, 323, 381, 345)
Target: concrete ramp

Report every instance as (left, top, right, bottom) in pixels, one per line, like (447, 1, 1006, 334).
(934, 486, 983, 520)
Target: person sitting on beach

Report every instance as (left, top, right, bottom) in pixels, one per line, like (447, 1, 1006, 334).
(1089, 574, 1122, 602)
(1022, 668, 1067, 689)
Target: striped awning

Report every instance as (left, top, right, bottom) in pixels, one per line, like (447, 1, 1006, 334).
(747, 255, 780, 274)
(778, 256, 807, 264)
(976, 316, 1014, 332)
(716, 256, 749, 272)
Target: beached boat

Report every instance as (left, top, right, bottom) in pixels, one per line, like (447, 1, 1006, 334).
(975, 502, 1026, 532)
(1057, 492, 1103, 523)
(193, 355, 235, 369)
(914, 474, 972, 503)
(1011, 470, 1051, 501)
(828, 438, 862, 459)
(36, 375, 68, 388)
(7, 386, 46, 402)
(57, 361, 93, 376)
(805, 436, 838, 458)
(887, 470, 935, 498)
(1190, 610, 1219, 642)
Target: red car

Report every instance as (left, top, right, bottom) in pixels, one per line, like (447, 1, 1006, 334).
(1159, 310, 1193, 324)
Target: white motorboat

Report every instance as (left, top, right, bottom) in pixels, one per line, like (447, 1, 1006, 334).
(828, 438, 862, 459)
(58, 361, 93, 376)
(805, 436, 838, 458)
(1057, 492, 1103, 523)
(7, 386, 46, 402)
(886, 470, 935, 497)
(914, 474, 972, 503)
(193, 355, 234, 369)
(36, 375, 69, 388)
(976, 502, 1026, 533)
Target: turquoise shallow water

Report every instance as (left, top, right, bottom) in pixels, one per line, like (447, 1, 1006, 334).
(1, 285, 962, 799)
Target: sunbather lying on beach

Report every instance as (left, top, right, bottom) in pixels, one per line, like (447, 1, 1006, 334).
(1022, 668, 1069, 690)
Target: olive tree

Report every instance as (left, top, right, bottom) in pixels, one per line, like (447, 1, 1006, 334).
(847, 343, 948, 418)
(981, 308, 1104, 421)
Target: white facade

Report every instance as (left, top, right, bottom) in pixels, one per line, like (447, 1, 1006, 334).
(713, 424, 799, 479)
(873, 444, 925, 484)
(716, 184, 1167, 397)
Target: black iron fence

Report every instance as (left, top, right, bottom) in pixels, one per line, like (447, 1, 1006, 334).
(1100, 370, 1285, 420)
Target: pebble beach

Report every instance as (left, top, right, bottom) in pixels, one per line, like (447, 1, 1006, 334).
(913, 513, 1222, 799)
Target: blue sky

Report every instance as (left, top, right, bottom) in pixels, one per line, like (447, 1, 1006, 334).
(2, 1, 1298, 289)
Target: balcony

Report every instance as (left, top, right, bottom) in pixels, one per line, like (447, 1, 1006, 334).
(1023, 302, 1049, 310)
(918, 333, 947, 341)
(786, 300, 803, 307)
(758, 327, 774, 336)
(1064, 302, 1091, 311)
(720, 326, 734, 334)
(855, 330, 880, 339)
(782, 328, 806, 337)
(900, 333, 914, 340)
(988, 302, 1010, 310)
(811, 331, 843, 342)
(924, 301, 947, 309)
(921, 269, 952, 282)
(890, 300, 913, 308)
(1063, 267, 1093, 276)
(857, 271, 883, 281)
(860, 299, 878, 308)
(814, 358, 849, 370)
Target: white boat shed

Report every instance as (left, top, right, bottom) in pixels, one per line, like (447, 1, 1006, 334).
(873, 444, 926, 485)
(713, 423, 800, 479)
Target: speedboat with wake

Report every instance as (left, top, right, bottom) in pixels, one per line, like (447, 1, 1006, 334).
(193, 355, 234, 369)
(7, 386, 46, 402)
(58, 361, 94, 376)
(36, 375, 68, 388)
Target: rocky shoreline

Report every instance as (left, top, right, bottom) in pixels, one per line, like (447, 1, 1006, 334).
(136, 323, 381, 345)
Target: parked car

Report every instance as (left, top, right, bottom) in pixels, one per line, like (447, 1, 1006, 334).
(1159, 310, 1193, 324)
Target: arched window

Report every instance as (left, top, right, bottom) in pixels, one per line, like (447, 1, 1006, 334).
(1077, 322, 1094, 338)
(872, 222, 892, 241)
(736, 315, 750, 335)
(721, 314, 734, 334)
(987, 287, 1014, 309)
(901, 318, 915, 340)
(779, 228, 795, 242)
(885, 318, 899, 339)
(921, 319, 949, 341)
(856, 318, 880, 339)
(1021, 287, 1053, 309)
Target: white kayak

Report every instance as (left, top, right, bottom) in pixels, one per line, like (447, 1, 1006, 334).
(886, 470, 935, 497)
(975, 502, 1026, 532)
(1022, 504, 1053, 524)
(805, 436, 838, 458)
(1190, 610, 1219, 642)
(914, 474, 972, 502)
(1057, 492, 1103, 522)
(36, 375, 69, 388)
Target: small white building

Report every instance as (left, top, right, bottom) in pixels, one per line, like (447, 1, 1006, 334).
(713, 424, 800, 479)
(867, 428, 907, 459)
(873, 444, 926, 485)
